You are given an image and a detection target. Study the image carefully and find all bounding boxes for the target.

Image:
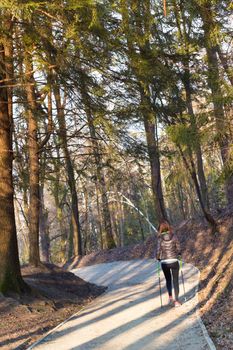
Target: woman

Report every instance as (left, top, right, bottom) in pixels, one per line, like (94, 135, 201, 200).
(156, 221, 182, 306)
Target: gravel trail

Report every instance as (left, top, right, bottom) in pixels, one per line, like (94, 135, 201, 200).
(27, 260, 216, 350)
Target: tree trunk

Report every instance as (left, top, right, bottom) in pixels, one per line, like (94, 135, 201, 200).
(110, 201, 120, 246)
(53, 85, 82, 256)
(79, 74, 116, 249)
(113, 200, 121, 247)
(39, 184, 50, 263)
(216, 45, 233, 86)
(142, 93, 167, 223)
(118, 194, 125, 247)
(83, 187, 89, 255)
(15, 200, 29, 263)
(53, 137, 68, 261)
(24, 56, 41, 266)
(174, 2, 210, 210)
(177, 183, 186, 220)
(4, 18, 13, 121)
(190, 161, 217, 232)
(183, 75, 210, 209)
(39, 149, 50, 263)
(179, 145, 217, 233)
(95, 183, 104, 249)
(120, 0, 167, 225)
(0, 44, 27, 294)
(199, 2, 233, 204)
(188, 181, 199, 217)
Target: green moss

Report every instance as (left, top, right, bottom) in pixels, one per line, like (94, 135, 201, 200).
(0, 268, 27, 295)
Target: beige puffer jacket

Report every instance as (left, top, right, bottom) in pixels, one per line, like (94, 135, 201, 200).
(156, 232, 181, 260)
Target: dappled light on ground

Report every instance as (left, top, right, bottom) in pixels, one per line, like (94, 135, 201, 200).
(27, 260, 213, 350)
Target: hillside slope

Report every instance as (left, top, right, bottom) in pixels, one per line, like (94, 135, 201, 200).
(0, 264, 105, 350)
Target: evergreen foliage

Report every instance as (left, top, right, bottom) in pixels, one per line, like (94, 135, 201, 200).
(0, 0, 232, 292)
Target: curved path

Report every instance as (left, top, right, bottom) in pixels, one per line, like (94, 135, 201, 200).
(27, 260, 216, 350)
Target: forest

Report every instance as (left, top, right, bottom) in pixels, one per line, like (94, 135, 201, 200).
(0, 0, 232, 298)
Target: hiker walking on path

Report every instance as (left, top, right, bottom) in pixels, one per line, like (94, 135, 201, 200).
(156, 222, 182, 307)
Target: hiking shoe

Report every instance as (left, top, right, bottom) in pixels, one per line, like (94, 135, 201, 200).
(174, 300, 182, 307)
(168, 296, 174, 305)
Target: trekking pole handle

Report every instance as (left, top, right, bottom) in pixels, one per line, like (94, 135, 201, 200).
(179, 257, 183, 269)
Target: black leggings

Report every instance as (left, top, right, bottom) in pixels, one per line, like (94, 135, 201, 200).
(161, 261, 180, 300)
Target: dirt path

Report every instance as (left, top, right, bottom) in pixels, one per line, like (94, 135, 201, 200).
(27, 260, 216, 350)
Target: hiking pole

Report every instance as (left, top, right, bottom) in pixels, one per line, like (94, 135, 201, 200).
(157, 261, 163, 308)
(179, 259, 186, 302)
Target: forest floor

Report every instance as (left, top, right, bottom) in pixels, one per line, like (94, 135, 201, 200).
(0, 264, 106, 350)
(67, 206, 233, 350)
(0, 207, 232, 350)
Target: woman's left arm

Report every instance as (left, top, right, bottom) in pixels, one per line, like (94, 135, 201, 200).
(156, 238, 162, 260)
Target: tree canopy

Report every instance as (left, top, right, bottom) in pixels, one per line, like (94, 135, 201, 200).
(0, 0, 232, 293)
